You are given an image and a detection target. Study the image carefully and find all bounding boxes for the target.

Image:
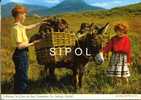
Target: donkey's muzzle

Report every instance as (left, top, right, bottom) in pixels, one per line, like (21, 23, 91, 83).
(95, 52, 104, 65)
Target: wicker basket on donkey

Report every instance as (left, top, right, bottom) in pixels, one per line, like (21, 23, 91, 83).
(34, 32, 76, 65)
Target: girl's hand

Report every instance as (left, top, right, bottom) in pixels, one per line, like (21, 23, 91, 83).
(100, 49, 103, 52)
(127, 63, 130, 66)
(127, 62, 133, 66)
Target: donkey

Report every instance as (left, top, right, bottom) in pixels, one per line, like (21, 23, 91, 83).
(30, 23, 109, 88)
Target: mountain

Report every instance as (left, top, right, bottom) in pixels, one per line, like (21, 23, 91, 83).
(31, 0, 104, 16)
(2, 0, 104, 17)
(111, 2, 141, 12)
(1, 2, 48, 18)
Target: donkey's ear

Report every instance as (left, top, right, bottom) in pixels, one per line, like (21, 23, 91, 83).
(102, 23, 110, 34)
(97, 23, 110, 35)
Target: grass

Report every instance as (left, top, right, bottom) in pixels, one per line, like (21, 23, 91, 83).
(1, 3, 141, 94)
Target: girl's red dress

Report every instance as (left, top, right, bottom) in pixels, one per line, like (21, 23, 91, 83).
(103, 35, 131, 63)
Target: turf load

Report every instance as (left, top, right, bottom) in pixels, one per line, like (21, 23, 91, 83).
(35, 32, 76, 64)
(30, 17, 76, 65)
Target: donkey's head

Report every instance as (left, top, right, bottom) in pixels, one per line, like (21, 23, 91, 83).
(85, 23, 110, 64)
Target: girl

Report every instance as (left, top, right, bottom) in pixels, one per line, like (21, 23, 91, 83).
(102, 22, 132, 85)
(11, 5, 43, 93)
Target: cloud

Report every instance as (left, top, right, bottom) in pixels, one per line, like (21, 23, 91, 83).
(90, 0, 136, 9)
(3, 0, 141, 8)
(10, 0, 61, 4)
(91, 1, 122, 8)
(44, 0, 61, 4)
(87, 0, 141, 9)
(1, 0, 62, 7)
(11, 0, 25, 3)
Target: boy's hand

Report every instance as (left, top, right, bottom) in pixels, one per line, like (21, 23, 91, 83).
(42, 17, 49, 21)
(33, 39, 41, 44)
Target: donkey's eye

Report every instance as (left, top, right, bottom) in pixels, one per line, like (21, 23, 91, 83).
(93, 30, 97, 33)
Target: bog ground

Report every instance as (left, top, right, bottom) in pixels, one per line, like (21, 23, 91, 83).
(1, 3, 141, 94)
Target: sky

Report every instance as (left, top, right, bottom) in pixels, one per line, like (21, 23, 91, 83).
(2, 0, 141, 9)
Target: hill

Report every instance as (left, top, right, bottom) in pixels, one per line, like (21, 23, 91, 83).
(32, 0, 104, 15)
(2, 0, 104, 17)
(1, 2, 48, 18)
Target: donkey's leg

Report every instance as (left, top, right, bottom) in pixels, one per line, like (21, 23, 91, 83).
(49, 67, 55, 76)
(72, 69, 78, 89)
(78, 73, 83, 88)
(48, 67, 56, 81)
(44, 65, 49, 76)
(78, 66, 85, 88)
(40, 64, 48, 79)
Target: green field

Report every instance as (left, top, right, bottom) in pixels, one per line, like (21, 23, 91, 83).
(1, 3, 141, 94)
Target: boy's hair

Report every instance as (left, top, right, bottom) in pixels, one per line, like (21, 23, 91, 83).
(11, 5, 27, 18)
(114, 22, 129, 34)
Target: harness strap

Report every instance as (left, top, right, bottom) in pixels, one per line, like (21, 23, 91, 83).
(74, 32, 91, 59)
